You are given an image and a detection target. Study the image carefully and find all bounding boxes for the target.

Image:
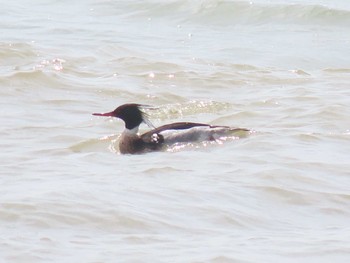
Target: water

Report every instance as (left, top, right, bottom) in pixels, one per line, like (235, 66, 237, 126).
(1, 0, 350, 262)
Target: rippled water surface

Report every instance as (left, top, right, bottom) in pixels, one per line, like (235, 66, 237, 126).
(1, 0, 350, 262)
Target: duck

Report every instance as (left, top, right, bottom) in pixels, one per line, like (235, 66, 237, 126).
(93, 103, 249, 154)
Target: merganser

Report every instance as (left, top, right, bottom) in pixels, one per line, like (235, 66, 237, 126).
(93, 103, 249, 154)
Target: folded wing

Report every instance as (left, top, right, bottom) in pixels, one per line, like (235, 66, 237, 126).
(141, 122, 249, 145)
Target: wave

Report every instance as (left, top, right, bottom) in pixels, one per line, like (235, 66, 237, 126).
(184, 1, 350, 26)
(116, 0, 350, 27)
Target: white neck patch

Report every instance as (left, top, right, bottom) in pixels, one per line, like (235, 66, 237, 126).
(123, 127, 139, 135)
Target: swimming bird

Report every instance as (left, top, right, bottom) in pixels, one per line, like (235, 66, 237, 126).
(93, 103, 249, 154)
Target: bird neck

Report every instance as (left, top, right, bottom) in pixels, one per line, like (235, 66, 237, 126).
(122, 126, 139, 136)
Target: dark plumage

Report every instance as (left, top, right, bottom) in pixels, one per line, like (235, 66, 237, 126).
(93, 103, 145, 129)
